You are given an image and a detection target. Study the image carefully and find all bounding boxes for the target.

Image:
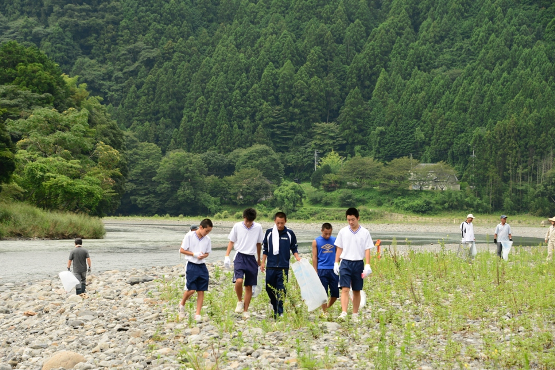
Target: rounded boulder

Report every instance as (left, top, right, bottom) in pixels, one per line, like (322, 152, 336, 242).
(42, 351, 86, 370)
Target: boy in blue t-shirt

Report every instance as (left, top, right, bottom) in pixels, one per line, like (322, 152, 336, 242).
(311, 223, 338, 313)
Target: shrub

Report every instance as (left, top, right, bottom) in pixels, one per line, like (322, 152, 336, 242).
(338, 190, 355, 207)
(321, 193, 336, 206)
(0, 201, 105, 239)
(307, 190, 325, 204)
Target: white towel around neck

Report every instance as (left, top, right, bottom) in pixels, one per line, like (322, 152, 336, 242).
(272, 225, 280, 255)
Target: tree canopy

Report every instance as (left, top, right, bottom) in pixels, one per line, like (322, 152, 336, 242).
(2, 0, 555, 215)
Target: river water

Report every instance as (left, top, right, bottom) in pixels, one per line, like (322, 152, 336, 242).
(0, 221, 543, 284)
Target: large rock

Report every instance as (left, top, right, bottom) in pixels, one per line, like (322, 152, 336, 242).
(0, 364, 12, 370)
(126, 276, 155, 285)
(42, 351, 86, 370)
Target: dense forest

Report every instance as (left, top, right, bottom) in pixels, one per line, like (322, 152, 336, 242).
(1, 0, 555, 217)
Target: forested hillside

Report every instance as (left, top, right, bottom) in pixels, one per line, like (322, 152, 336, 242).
(2, 0, 555, 216)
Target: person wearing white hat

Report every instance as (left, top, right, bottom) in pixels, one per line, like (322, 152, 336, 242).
(460, 214, 477, 260)
(545, 217, 555, 261)
(494, 215, 512, 259)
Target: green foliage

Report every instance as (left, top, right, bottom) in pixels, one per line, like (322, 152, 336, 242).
(322, 173, 343, 192)
(310, 164, 331, 189)
(0, 200, 105, 239)
(234, 144, 284, 184)
(340, 155, 383, 186)
(273, 181, 305, 213)
(318, 150, 344, 173)
(225, 168, 272, 206)
(3, 2, 555, 214)
(0, 120, 15, 185)
(0, 41, 70, 109)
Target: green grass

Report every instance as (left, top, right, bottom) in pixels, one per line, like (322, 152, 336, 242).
(157, 246, 555, 369)
(0, 201, 105, 239)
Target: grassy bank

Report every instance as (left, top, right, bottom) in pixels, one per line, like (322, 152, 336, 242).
(0, 201, 105, 239)
(156, 245, 555, 369)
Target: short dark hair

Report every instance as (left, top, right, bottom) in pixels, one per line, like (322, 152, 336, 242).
(321, 223, 332, 230)
(274, 211, 287, 221)
(243, 208, 257, 222)
(199, 218, 213, 228)
(75, 238, 83, 245)
(346, 207, 359, 218)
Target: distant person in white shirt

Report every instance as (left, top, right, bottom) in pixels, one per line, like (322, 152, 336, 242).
(460, 214, 477, 260)
(224, 208, 264, 319)
(334, 208, 373, 322)
(178, 218, 213, 322)
(545, 217, 555, 261)
(494, 215, 512, 258)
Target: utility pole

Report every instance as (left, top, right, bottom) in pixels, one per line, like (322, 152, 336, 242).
(314, 150, 319, 171)
(470, 146, 476, 195)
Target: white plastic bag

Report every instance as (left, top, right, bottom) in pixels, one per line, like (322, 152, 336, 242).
(252, 267, 264, 298)
(291, 258, 328, 311)
(59, 271, 80, 293)
(469, 241, 477, 258)
(501, 241, 513, 261)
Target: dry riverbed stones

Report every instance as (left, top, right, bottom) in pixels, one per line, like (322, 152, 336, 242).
(0, 260, 503, 369)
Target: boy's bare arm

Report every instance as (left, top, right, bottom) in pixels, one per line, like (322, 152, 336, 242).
(335, 247, 343, 263)
(311, 240, 318, 271)
(225, 241, 234, 256)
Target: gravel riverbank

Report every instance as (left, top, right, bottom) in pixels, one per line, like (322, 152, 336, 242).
(106, 218, 547, 239)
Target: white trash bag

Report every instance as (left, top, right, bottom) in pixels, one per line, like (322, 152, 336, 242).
(59, 271, 80, 293)
(252, 267, 264, 298)
(501, 241, 513, 261)
(291, 258, 328, 311)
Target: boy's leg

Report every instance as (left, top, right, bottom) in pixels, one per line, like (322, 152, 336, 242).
(340, 287, 350, 312)
(318, 270, 329, 311)
(234, 278, 244, 302)
(548, 242, 554, 261)
(196, 291, 204, 315)
(266, 270, 278, 315)
(243, 286, 253, 311)
(328, 270, 339, 309)
(275, 270, 287, 316)
(180, 290, 195, 306)
(352, 290, 361, 313)
(241, 255, 258, 312)
(348, 261, 364, 313)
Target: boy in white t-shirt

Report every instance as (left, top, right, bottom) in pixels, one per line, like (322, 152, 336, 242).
(178, 218, 213, 322)
(460, 214, 476, 260)
(224, 208, 264, 319)
(334, 208, 373, 322)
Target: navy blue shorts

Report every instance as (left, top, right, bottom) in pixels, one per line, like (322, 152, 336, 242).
(186, 262, 209, 291)
(233, 252, 258, 286)
(339, 260, 364, 291)
(318, 269, 339, 298)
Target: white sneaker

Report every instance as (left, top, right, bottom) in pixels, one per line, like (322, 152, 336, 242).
(178, 304, 185, 319)
(352, 313, 360, 323)
(337, 311, 348, 320)
(235, 301, 244, 313)
(195, 314, 202, 323)
(242, 311, 250, 319)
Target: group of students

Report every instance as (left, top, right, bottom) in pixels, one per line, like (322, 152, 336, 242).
(177, 207, 374, 322)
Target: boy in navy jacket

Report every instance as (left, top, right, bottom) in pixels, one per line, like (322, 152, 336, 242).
(261, 212, 301, 318)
